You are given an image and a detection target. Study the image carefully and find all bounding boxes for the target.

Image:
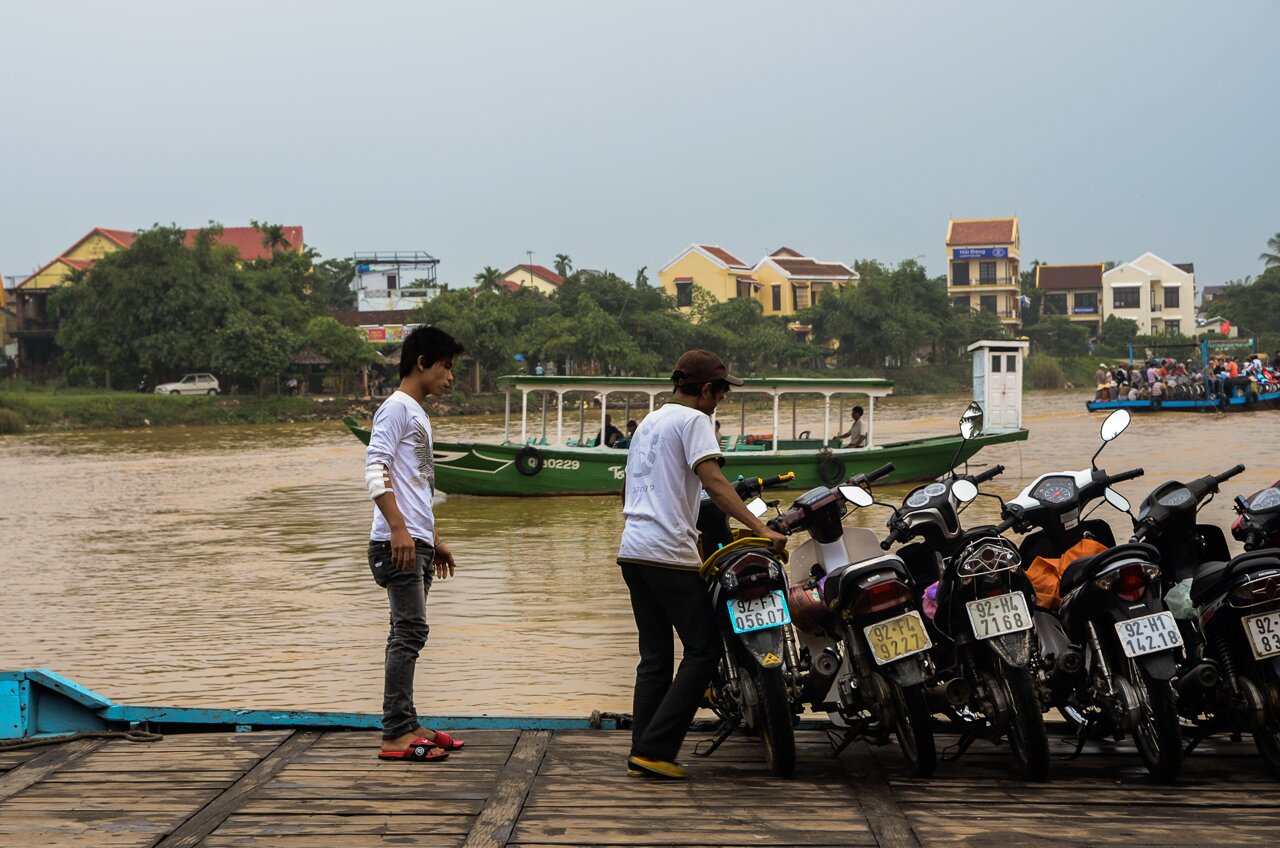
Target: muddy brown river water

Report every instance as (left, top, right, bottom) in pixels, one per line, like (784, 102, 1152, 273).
(0, 390, 1275, 716)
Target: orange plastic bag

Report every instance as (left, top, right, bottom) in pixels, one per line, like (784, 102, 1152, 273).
(1026, 538, 1109, 610)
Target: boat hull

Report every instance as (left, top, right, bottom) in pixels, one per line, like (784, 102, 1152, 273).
(343, 418, 1027, 496)
(1085, 389, 1280, 413)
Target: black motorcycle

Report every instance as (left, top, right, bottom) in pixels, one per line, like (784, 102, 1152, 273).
(775, 463, 939, 777)
(696, 472, 802, 777)
(998, 409, 1184, 782)
(881, 455, 1049, 776)
(1178, 479, 1280, 776)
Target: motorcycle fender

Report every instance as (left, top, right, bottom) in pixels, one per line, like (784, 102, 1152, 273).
(1138, 650, 1179, 681)
(1035, 610, 1072, 662)
(988, 629, 1033, 668)
(884, 655, 927, 687)
(737, 627, 786, 669)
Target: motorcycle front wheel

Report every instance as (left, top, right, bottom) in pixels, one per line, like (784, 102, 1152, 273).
(890, 680, 937, 778)
(1128, 660, 1183, 783)
(751, 664, 796, 778)
(996, 661, 1051, 781)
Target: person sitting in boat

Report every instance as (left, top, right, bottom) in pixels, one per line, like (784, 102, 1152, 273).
(615, 419, 638, 449)
(594, 415, 624, 448)
(836, 405, 868, 448)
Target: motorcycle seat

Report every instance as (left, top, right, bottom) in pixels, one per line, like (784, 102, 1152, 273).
(822, 554, 910, 610)
(1059, 543, 1160, 596)
(1191, 549, 1280, 606)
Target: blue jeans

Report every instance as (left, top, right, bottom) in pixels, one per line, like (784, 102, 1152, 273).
(368, 539, 434, 740)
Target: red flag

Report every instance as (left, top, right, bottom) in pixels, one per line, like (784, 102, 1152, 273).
(1220, 320, 1231, 335)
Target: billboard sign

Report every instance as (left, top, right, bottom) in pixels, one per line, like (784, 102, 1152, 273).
(953, 247, 1008, 259)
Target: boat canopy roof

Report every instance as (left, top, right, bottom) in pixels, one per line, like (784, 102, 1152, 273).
(495, 374, 894, 398)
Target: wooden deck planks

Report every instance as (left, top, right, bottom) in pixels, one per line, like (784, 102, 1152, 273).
(0, 727, 1277, 847)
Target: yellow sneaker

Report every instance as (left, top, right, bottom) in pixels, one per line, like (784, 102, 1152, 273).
(626, 755, 688, 779)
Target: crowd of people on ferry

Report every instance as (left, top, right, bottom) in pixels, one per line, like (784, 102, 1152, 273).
(1094, 352, 1277, 406)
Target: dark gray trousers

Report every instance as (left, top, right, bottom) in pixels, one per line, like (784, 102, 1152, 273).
(368, 539, 434, 740)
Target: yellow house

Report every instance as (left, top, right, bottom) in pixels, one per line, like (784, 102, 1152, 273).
(946, 217, 1022, 331)
(658, 244, 755, 312)
(1035, 263, 1103, 337)
(14, 225, 305, 371)
(659, 244, 856, 317)
(752, 247, 857, 316)
(500, 264, 565, 295)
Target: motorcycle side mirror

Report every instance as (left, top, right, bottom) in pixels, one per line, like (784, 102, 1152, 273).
(959, 401, 984, 441)
(1100, 408, 1131, 442)
(839, 485, 874, 508)
(1104, 487, 1131, 514)
(746, 497, 769, 518)
(952, 479, 978, 503)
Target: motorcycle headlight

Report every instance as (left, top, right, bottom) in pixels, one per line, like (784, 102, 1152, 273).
(955, 538, 1020, 578)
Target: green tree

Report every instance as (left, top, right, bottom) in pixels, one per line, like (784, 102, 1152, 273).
(211, 314, 297, 395)
(1099, 314, 1139, 350)
(635, 265, 649, 287)
(554, 253, 573, 278)
(52, 225, 240, 381)
(1024, 316, 1090, 357)
(250, 220, 292, 253)
(474, 266, 502, 292)
(1260, 233, 1280, 269)
(1019, 260, 1042, 327)
(310, 257, 356, 310)
(301, 316, 380, 394)
(1210, 266, 1280, 336)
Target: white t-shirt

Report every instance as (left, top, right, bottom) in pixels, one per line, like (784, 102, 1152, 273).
(367, 391, 436, 544)
(843, 418, 867, 448)
(617, 402, 723, 570)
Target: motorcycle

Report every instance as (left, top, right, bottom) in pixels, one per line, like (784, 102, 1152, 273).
(1232, 480, 1280, 552)
(1179, 480, 1280, 775)
(775, 462, 939, 777)
(998, 408, 1185, 782)
(881, 402, 1050, 780)
(695, 472, 803, 777)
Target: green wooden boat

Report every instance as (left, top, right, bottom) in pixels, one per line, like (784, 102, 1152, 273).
(343, 375, 1028, 496)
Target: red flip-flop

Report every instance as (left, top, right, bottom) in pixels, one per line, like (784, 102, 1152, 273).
(422, 730, 464, 751)
(378, 738, 450, 762)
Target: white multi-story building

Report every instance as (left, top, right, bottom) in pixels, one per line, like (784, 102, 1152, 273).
(352, 251, 442, 312)
(1102, 252, 1196, 336)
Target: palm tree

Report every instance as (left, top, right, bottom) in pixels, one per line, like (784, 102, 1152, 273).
(635, 265, 649, 287)
(554, 253, 573, 278)
(474, 266, 503, 292)
(1261, 232, 1280, 268)
(251, 220, 291, 253)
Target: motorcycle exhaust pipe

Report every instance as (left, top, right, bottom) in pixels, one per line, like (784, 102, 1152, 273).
(802, 647, 842, 704)
(927, 676, 971, 707)
(1053, 647, 1084, 678)
(1176, 661, 1219, 697)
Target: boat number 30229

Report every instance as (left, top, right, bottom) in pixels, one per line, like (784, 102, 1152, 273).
(544, 459, 580, 471)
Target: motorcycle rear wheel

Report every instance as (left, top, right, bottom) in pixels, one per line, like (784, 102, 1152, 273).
(997, 661, 1051, 781)
(1252, 687, 1280, 777)
(752, 665, 796, 778)
(891, 680, 937, 778)
(1128, 661, 1183, 783)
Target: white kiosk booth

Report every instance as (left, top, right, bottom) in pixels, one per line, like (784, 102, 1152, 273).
(968, 339, 1028, 432)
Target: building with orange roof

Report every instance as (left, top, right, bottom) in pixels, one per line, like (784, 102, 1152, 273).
(12, 225, 304, 371)
(946, 217, 1022, 331)
(501, 264, 565, 296)
(1035, 263, 1104, 337)
(658, 243, 857, 319)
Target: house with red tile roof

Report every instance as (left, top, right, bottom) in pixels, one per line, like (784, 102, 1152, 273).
(501, 264, 565, 296)
(658, 243, 858, 319)
(12, 225, 304, 370)
(752, 253, 858, 316)
(1035, 263, 1104, 337)
(946, 217, 1022, 330)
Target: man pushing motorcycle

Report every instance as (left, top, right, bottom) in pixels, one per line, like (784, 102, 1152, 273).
(617, 349, 787, 779)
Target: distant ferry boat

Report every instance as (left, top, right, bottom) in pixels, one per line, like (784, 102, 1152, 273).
(344, 374, 1027, 497)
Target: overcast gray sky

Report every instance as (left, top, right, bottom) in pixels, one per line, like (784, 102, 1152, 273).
(2, 1, 1276, 288)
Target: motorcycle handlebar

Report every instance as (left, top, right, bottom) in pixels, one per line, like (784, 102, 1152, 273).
(760, 472, 796, 489)
(1107, 467, 1145, 485)
(880, 524, 906, 551)
(1213, 464, 1246, 486)
(969, 464, 1005, 485)
(866, 462, 895, 483)
(994, 515, 1019, 534)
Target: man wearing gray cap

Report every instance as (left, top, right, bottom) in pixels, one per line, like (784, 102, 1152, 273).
(617, 349, 787, 779)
